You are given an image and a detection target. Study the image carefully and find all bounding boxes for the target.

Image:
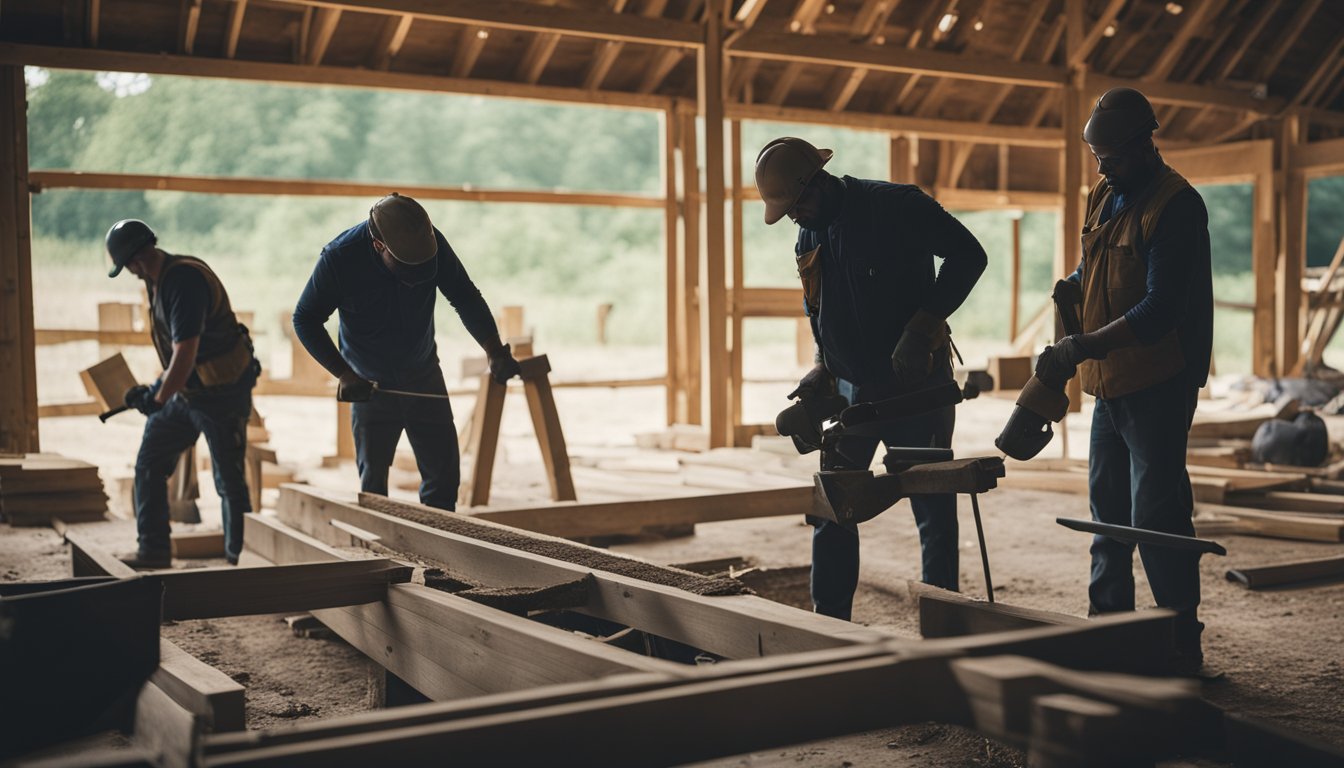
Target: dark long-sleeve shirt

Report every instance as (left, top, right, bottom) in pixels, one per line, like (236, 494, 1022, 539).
(797, 177, 988, 386)
(293, 222, 500, 386)
(1069, 183, 1213, 386)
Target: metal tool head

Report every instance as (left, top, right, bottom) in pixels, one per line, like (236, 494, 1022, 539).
(994, 404, 1055, 461)
(813, 470, 908, 527)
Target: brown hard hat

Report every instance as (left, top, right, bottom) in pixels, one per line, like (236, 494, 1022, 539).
(755, 137, 833, 225)
(1083, 87, 1159, 151)
(369, 193, 438, 265)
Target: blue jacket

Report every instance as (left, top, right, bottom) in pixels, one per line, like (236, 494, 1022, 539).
(798, 177, 987, 387)
(293, 222, 499, 385)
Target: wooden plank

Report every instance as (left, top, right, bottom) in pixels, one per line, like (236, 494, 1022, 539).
(153, 639, 246, 733)
(1196, 503, 1344, 542)
(242, 513, 686, 700)
(727, 102, 1064, 148)
(133, 677, 203, 768)
(1225, 555, 1344, 589)
(65, 528, 136, 577)
(79, 353, 138, 411)
(1277, 113, 1306, 375)
(912, 582, 1084, 639)
(702, 1, 729, 449)
(460, 374, 506, 507)
(31, 171, 664, 209)
(0, 66, 38, 454)
(1226, 490, 1344, 515)
(520, 373, 576, 502)
(275, 487, 891, 657)
(171, 529, 225, 559)
(155, 559, 412, 620)
(270, 0, 702, 47)
(663, 107, 679, 426)
(462, 486, 810, 538)
(677, 109, 702, 426)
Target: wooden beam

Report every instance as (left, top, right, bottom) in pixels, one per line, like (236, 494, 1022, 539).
(369, 14, 413, 71)
(663, 108, 679, 425)
(180, 0, 203, 55)
(274, 486, 890, 657)
(450, 26, 488, 78)
(728, 29, 1066, 88)
(0, 43, 675, 113)
(1278, 113, 1306, 375)
(728, 118, 744, 441)
(677, 109, 703, 425)
(514, 2, 562, 85)
(153, 559, 413, 620)
(305, 6, 339, 65)
(30, 170, 664, 208)
(702, 0, 729, 448)
(153, 639, 246, 733)
(223, 0, 248, 59)
(1090, 73, 1284, 114)
(269, 0, 703, 48)
(1253, 0, 1322, 83)
(727, 102, 1063, 147)
(1225, 555, 1344, 589)
(1290, 136, 1344, 177)
(0, 67, 38, 454)
(1142, 0, 1225, 82)
(88, 0, 101, 47)
(1214, 0, 1276, 82)
(912, 582, 1085, 639)
(1069, 0, 1125, 68)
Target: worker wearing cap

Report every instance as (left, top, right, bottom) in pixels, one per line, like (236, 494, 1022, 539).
(294, 193, 521, 511)
(105, 219, 260, 569)
(755, 137, 988, 620)
(1034, 87, 1214, 675)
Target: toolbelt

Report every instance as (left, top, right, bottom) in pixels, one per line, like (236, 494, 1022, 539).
(796, 245, 822, 316)
(189, 324, 257, 392)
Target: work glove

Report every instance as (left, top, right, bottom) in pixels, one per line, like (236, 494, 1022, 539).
(337, 371, 375, 402)
(124, 383, 162, 416)
(787, 364, 835, 400)
(1052, 277, 1082, 306)
(488, 343, 522, 385)
(890, 309, 949, 391)
(1034, 335, 1096, 384)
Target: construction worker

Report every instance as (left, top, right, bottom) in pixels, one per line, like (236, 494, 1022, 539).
(1035, 87, 1214, 675)
(106, 219, 260, 569)
(756, 137, 988, 620)
(293, 193, 521, 511)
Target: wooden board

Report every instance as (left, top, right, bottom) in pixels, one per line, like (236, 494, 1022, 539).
(152, 639, 246, 733)
(1196, 503, 1344, 542)
(911, 582, 1084, 639)
(155, 559, 413, 620)
(171, 530, 225, 559)
(1225, 555, 1344, 589)
(1226, 490, 1344, 515)
(79, 353, 138, 411)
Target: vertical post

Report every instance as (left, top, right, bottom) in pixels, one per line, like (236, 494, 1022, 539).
(1010, 213, 1022, 340)
(890, 134, 913, 183)
(1276, 113, 1306, 376)
(662, 108, 680, 425)
(678, 108, 702, 426)
(729, 119, 745, 445)
(0, 66, 39, 454)
(1252, 139, 1277, 377)
(1061, 0, 1087, 416)
(700, 0, 729, 448)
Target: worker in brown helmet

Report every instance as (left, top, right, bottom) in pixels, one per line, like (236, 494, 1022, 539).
(293, 193, 520, 511)
(756, 137, 988, 621)
(1034, 87, 1214, 677)
(105, 219, 260, 569)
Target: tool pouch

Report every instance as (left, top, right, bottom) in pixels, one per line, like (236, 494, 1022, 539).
(796, 246, 821, 316)
(193, 325, 256, 389)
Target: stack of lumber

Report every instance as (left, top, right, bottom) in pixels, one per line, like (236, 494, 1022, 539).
(0, 454, 107, 525)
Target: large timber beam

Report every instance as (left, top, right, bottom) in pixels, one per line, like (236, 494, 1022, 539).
(269, 0, 702, 47)
(726, 103, 1063, 147)
(0, 66, 38, 454)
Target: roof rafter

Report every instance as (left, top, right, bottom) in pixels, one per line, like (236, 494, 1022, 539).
(223, 0, 248, 59)
(581, 0, 646, 91)
(306, 6, 341, 66)
(1069, 0, 1126, 69)
(876, 0, 955, 114)
(1253, 0, 1321, 83)
(637, 0, 703, 95)
(179, 0, 203, 55)
(823, 0, 899, 112)
(369, 13, 413, 71)
(451, 26, 489, 78)
(514, 0, 562, 85)
(1143, 0, 1228, 83)
(764, 0, 833, 106)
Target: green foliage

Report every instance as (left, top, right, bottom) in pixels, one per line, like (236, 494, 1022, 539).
(1308, 177, 1344, 267)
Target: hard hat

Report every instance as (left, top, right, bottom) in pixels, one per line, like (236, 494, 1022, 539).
(369, 192, 438, 267)
(1083, 87, 1159, 151)
(106, 219, 156, 277)
(755, 137, 833, 225)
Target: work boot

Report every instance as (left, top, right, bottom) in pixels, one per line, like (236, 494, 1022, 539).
(1171, 651, 1226, 682)
(118, 551, 172, 570)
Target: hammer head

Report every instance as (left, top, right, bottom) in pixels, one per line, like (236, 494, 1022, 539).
(994, 404, 1055, 461)
(812, 470, 906, 526)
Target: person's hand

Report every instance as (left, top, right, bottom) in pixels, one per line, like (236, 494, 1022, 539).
(488, 343, 522, 385)
(1035, 335, 1095, 384)
(1052, 277, 1082, 306)
(124, 383, 162, 415)
(787, 364, 835, 400)
(890, 309, 948, 391)
(337, 371, 375, 402)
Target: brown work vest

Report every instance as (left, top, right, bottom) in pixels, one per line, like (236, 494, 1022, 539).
(1077, 165, 1191, 399)
(150, 254, 254, 390)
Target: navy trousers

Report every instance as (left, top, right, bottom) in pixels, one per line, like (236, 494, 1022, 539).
(134, 375, 255, 563)
(810, 371, 959, 621)
(1088, 371, 1203, 659)
(352, 367, 459, 511)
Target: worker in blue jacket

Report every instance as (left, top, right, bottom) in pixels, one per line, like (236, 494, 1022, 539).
(294, 193, 520, 511)
(755, 137, 988, 620)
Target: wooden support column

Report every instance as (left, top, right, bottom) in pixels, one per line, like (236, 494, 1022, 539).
(1060, 1, 1087, 417)
(700, 0, 729, 447)
(678, 108, 702, 426)
(890, 134, 914, 183)
(1010, 213, 1022, 340)
(728, 119, 745, 444)
(0, 66, 38, 454)
(1276, 113, 1306, 376)
(1252, 140, 1277, 377)
(662, 108, 680, 425)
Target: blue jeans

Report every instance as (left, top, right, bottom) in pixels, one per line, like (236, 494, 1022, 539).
(811, 373, 959, 621)
(1089, 371, 1203, 658)
(352, 367, 458, 511)
(134, 374, 255, 562)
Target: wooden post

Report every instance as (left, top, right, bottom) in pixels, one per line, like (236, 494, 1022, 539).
(728, 119, 744, 445)
(518, 355, 576, 502)
(701, 0, 729, 448)
(459, 373, 507, 508)
(890, 134, 913, 183)
(662, 108, 679, 425)
(595, 302, 613, 345)
(1276, 113, 1306, 376)
(678, 109, 702, 426)
(1252, 140, 1277, 377)
(1010, 213, 1022, 340)
(498, 305, 525, 340)
(1061, 1, 1086, 417)
(0, 65, 38, 453)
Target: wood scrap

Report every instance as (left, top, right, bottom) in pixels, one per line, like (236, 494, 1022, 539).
(0, 454, 106, 525)
(79, 353, 137, 411)
(171, 530, 225, 559)
(1195, 503, 1344, 542)
(1226, 490, 1344, 515)
(1188, 397, 1298, 440)
(1225, 555, 1344, 589)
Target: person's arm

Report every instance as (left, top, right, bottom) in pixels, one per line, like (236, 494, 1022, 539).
(435, 232, 519, 382)
(909, 190, 989, 319)
(155, 336, 201, 403)
(1118, 190, 1204, 349)
(293, 251, 354, 378)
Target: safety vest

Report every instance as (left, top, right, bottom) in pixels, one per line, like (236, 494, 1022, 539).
(149, 254, 254, 390)
(1077, 165, 1191, 399)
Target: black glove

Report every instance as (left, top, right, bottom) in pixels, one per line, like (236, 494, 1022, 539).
(787, 364, 835, 400)
(488, 343, 522, 385)
(890, 309, 948, 391)
(337, 371, 375, 402)
(1052, 277, 1082, 306)
(1035, 335, 1095, 384)
(124, 383, 162, 415)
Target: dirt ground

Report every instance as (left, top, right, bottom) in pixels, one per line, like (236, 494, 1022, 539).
(6, 367, 1344, 765)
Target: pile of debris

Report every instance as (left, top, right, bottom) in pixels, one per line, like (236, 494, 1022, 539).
(0, 453, 106, 526)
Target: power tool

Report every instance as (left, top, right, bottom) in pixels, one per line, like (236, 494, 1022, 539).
(994, 281, 1085, 461)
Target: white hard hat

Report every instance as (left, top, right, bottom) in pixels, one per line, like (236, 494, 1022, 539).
(754, 137, 833, 225)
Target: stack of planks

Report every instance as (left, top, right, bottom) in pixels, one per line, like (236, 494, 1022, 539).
(0, 454, 107, 525)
